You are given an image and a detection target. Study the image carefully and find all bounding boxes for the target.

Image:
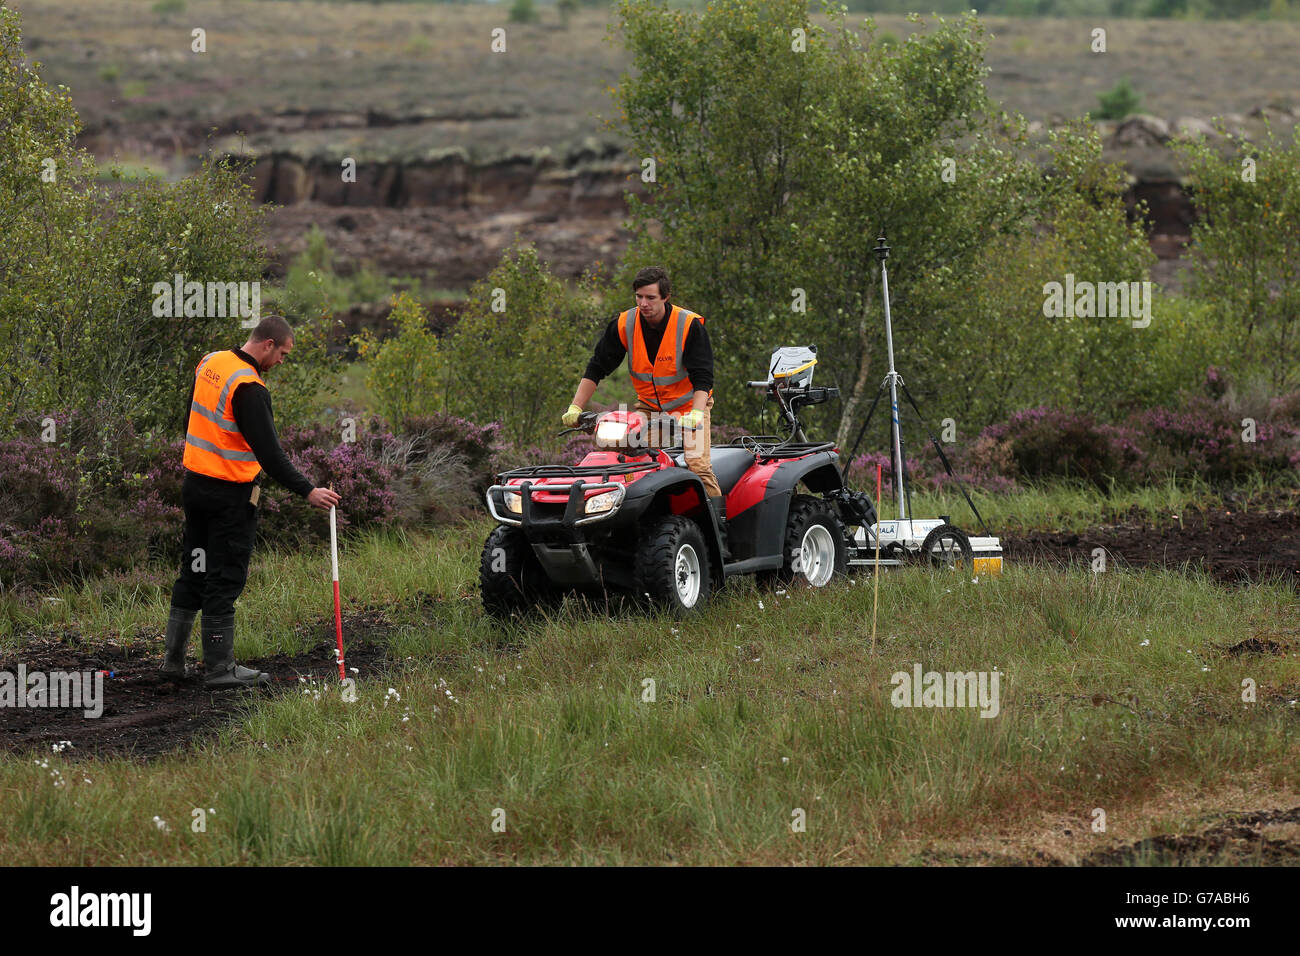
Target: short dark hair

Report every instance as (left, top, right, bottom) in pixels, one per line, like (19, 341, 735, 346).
(632, 267, 671, 300)
(249, 314, 293, 346)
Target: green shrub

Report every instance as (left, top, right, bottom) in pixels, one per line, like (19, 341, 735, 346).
(613, 1, 1150, 447)
(0, 7, 267, 437)
(353, 292, 445, 426)
(439, 244, 604, 449)
(509, 0, 539, 23)
(282, 226, 397, 316)
(1176, 126, 1300, 392)
(1096, 77, 1142, 120)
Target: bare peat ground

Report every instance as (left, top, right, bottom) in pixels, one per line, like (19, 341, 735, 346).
(918, 802, 1300, 866)
(0, 609, 396, 762)
(1003, 498, 1300, 587)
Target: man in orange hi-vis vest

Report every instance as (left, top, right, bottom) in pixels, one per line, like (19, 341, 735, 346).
(162, 315, 341, 690)
(564, 266, 723, 512)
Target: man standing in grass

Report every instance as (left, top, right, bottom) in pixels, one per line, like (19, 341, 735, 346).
(564, 267, 723, 510)
(162, 316, 341, 689)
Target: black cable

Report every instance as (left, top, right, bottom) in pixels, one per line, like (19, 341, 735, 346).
(898, 381, 991, 537)
(845, 380, 888, 465)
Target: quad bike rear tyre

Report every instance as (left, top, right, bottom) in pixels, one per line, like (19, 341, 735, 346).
(919, 523, 973, 571)
(633, 515, 712, 617)
(480, 525, 562, 620)
(759, 495, 848, 589)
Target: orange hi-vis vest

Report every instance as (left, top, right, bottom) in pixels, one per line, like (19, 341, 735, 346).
(617, 304, 709, 413)
(182, 350, 265, 482)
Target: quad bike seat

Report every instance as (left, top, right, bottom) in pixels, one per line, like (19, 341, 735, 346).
(671, 446, 756, 494)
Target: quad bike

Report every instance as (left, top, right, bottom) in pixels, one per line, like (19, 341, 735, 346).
(479, 235, 1002, 620)
(480, 345, 874, 619)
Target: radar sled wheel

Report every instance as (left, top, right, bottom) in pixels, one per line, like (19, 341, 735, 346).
(920, 523, 973, 571)
(633, 515, 711, 617)
(760, 495, 848, 589)
(480, 525, 561, 620)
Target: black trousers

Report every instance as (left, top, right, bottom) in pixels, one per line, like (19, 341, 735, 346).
(170, 471, 259, 619)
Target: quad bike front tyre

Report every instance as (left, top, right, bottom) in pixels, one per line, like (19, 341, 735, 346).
(919, 523, 973, 571)
(480, 525, 562, 620)
(760, 494, 848, 589)
(633, 515, 712, 617)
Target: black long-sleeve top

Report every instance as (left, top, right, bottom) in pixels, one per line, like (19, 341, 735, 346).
(183, 348, 315, 497)
(583, 307, 714, 394)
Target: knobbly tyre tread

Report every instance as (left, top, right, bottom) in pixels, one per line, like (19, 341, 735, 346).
(758, 494, 849, 589)
(480, 525, 561, 619)
(633, 514, 712, 616)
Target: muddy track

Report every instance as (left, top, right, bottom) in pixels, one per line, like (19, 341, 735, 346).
(0, 610, 398, 761)
(1003, 502, 1300, 586)
(918, 807, 1300, 866)
(1081, 807, 1300, 865)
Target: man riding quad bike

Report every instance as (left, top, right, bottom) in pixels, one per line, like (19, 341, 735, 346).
(480, 345, 880, 618)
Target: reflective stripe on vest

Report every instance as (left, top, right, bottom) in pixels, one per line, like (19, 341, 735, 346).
(617, 305, 707, 413)
(182, 350, 266, 481)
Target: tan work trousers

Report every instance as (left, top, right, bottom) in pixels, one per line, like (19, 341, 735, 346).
(636, 396, 722, 498)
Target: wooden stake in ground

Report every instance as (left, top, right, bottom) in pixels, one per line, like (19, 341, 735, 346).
(872, 463, 881, 654)
(329, 498, 346, 681)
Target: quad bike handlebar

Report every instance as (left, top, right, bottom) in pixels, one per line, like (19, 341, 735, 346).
(557, 410, 602, 437)
(557, 410, 699, 439)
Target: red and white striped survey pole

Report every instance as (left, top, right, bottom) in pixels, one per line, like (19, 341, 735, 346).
(329, 502, 346, 681)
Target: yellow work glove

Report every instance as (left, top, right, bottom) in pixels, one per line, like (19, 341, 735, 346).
(679, 409, 705, 430)
(562, 403, 583, 427)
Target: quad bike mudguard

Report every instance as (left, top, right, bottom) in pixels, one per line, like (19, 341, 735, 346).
(723, 448, 845, 574)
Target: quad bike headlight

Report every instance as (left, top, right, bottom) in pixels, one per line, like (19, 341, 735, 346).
(594, 420, 630, 446)
(503, 490, 523, 514)
(584, 490, 619, 515)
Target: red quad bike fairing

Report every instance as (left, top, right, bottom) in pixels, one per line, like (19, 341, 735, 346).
(480, 351, 882, 620)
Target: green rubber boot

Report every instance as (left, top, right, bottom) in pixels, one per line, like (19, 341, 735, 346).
(202, 614, 270, 690)
(160, 607, 197, 679)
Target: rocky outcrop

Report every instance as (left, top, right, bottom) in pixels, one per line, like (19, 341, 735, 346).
(215, 105, 1300, 282)
(236, 149, 636, 215)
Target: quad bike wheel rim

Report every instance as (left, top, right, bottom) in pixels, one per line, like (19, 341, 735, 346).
(798, 524, 837, 587)
(674, 543, 702, 607)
